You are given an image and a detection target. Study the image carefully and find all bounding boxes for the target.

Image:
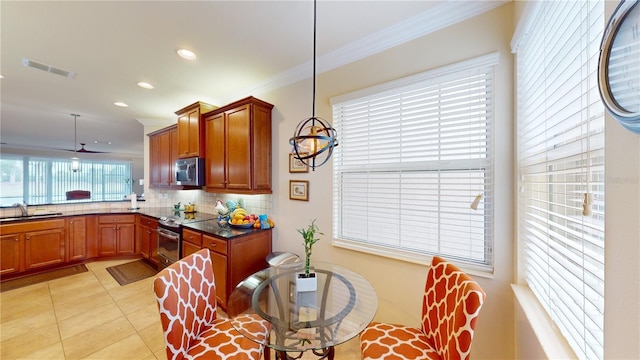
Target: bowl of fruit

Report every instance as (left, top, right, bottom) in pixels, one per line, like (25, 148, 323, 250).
(229, 208, 257, 228)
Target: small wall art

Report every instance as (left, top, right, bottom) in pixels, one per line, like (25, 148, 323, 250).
(289, 153, 309, 173)
(289, 180, 309, 201)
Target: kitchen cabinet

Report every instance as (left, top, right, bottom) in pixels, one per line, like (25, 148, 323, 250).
(204, 96, 273, 194)
(137, 215, 157, 263)
(68, 216, 86, 261)
(98, 215, 135, 256)
(175, 101, 217, 159)
(0, 219, 66, 274)
(25, 228, 66, 270)
(184, 227, 271, 310)
(148, 125, 178, 188)
(181, 228, 202, 259)
(202, 235, 229, 308)
(0, 234, 21, 275)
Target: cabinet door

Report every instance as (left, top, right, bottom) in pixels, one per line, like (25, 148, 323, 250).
(25, 229, 65, 269)
(98, 224, 118, 256)
(1, 234, 21, 275)
(205, 112, 226, 190)
(117, 224, 136, 255)
(158, 130, 171, 186)
(210, 250, 228, 309)
(69, 217, 86, 261)
(169, 126, 178, 185)
(226, 104, 252, 190)
(178, 108, 201, 158)
(149, 229, 159, 265)
(149, 133, 161, 187)
(182, 241, 200, 259)
(252, 104, 273, 191)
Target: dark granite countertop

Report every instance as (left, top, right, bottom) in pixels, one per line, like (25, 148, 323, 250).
(182, 219, 271, 240)
(0, 207, 270, 240)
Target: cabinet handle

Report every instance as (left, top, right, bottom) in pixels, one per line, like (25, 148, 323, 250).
(14, 237, 19, 242)
(209, 243, 217, 248)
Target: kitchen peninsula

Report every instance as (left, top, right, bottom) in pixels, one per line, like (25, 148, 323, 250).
(0, 208, 272, 310)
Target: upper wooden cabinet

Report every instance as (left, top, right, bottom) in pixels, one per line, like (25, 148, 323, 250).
(203, 96, 273, 194)
(175, 101, 217, 159)
(148, 125, 178, 188)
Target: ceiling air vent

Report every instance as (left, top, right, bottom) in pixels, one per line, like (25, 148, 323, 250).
(22, 58, 75, 79)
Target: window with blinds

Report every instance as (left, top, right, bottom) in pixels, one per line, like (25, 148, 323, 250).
(514, 1, 605, 359)
(331, 53, 497, 270)
(0, 154, 132, 205)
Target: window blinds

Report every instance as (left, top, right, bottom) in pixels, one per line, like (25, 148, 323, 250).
(22, 157, 132, 204)
(332, 54, 497, 269)
(515, 1, 605, 359)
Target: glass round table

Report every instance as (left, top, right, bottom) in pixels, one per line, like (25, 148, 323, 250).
(228, 262, 378, 360)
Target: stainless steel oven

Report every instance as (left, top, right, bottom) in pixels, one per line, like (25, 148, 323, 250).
(157, 226, 180, 268)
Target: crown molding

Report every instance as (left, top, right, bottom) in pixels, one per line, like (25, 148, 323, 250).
(229, 0, 509, 102)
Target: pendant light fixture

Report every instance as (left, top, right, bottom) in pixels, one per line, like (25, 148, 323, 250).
(289, 0, 338, 171)
(70, 114, 81, 172)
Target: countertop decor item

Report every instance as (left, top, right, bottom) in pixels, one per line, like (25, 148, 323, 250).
(289, 0, 338, 171)
(296, 219, 322, 292)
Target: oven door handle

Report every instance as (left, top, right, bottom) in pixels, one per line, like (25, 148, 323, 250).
(158, 228, 180, 241)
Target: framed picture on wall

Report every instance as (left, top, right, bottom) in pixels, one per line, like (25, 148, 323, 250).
(289, 180, 309, 201)
(289, 153, 309, 173)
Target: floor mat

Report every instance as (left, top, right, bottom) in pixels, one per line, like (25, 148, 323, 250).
(0, 264, 88, 292)
(106, 259, 158, 286)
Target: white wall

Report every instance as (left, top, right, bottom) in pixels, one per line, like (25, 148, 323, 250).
(258, 4, 516, 359)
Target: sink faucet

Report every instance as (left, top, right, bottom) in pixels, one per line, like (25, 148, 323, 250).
(14, 202, 28, 216)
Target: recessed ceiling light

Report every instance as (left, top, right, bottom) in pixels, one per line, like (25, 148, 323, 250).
(177, 49, 197, 60)
(137, 81, 154, 89)
(94, 140, 112, 145)
(114, 102, 129, 107)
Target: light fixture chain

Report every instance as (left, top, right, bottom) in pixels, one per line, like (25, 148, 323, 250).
(312, 0, 317, 119)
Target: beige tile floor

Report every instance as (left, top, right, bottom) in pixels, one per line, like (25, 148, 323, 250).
(0, 259, 361, 360)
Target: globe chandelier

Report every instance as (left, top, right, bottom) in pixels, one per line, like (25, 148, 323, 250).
(289, 0, 338, 171)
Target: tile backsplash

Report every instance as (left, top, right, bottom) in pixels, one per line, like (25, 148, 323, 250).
(1, 189, 272, 218)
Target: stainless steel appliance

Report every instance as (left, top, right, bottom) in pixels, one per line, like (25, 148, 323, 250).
(175, 157, 204, 186)
(157, 219, 180, 268)
(156, 211, 218, 268)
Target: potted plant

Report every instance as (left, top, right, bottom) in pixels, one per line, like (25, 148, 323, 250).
(296, 219, 322, 292)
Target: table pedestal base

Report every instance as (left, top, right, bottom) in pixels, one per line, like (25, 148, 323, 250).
(274, 346, 334, 360)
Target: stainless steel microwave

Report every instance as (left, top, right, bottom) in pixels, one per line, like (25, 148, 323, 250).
(175, 157, 204, 186)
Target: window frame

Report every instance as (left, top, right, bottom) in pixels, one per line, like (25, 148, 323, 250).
(0, 154, 133, 206)
(330, 53, 498, 272)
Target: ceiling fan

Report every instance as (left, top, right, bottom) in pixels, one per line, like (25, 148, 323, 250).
(75, 143, 107, 154)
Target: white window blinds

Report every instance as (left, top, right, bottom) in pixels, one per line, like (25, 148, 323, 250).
(515, 1, 605, 359)
(331, 54, 497, 270)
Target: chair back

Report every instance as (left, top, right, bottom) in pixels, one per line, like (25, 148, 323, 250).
(66, 190, 91, 200)
(421, 256, 485, 360)
(153, 249, 218, 360)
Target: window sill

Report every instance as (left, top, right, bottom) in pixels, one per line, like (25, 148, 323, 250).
(332, 238, 494, 279)
(511, 284, 577, 359)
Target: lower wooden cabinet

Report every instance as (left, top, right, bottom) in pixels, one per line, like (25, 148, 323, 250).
(98, 215, 135, 256)
(0, 219, 67, 275)
(181, 228, 272, 310)
(137, 215, 158, 264)
(25, 228, 65, 270)
(68, 217, 86, 261)
(0, 233, 21, 275)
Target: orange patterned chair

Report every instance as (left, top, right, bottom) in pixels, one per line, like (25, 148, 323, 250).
(153, 248, 268, 360)
(360, 256, 486, 360)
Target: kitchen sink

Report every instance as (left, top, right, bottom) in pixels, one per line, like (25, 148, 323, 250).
(0, 212, 64, 222)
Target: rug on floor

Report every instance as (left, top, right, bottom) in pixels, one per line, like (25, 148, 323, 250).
(0, 264, 88, 292)
(106, 259, 158, 286)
